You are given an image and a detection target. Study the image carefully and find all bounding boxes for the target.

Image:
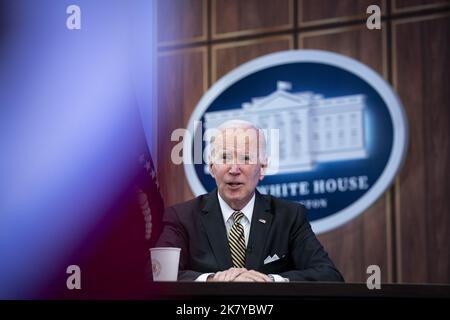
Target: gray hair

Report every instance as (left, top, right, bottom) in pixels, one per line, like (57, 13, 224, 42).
(208, 119, 267, 164)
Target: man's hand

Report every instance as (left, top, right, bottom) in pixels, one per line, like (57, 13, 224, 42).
(207, 267, 247, 282)
(232, 270, 273, 282)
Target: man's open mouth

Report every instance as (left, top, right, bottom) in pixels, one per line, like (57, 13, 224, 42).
(227, 182, 243, 188)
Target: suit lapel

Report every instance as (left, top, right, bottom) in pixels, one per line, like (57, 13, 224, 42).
(245, 191, 272, 270)
(200, 190, 233, 270)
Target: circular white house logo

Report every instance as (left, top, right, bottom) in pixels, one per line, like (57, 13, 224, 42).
(184, 50, 408, 234)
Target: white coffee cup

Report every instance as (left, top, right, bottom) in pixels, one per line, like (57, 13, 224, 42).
(150, 247, 181, 281)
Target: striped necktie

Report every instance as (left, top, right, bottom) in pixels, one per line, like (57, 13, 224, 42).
(228, 211, 246, 268)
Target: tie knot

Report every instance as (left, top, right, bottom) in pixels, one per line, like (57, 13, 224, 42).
(232, 211, 244, 223)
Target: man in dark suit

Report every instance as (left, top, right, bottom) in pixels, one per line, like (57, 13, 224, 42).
(156, 120, 343, 282)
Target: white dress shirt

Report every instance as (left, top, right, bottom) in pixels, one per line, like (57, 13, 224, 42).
(195, 192, 288, 282)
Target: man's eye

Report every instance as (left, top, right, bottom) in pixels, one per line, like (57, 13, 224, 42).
(241, 155, 251, 163)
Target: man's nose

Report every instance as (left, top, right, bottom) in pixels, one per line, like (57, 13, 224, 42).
(228, 163, 241, 175)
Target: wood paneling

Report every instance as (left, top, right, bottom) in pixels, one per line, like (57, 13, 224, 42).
(393, 14, 450, 283)
(300, 25, 390, 282)
(393, 0, 450, 13)
(157, 0, 207, 45)
(318, 196, 391, 282)
(212, 35, 293, 82)
(212, 0, 293, 39)
(157, 48, 207, 206)
(299, 25, 387, 78)
(299, 0, 385, 26)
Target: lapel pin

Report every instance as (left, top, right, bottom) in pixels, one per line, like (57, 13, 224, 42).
(259, 219, 266, 224)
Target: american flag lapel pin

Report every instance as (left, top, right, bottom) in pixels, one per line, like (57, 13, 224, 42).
(259, 219, 266, 224)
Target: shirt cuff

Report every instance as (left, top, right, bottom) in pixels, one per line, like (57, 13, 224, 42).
(269, 274, 289, 282)
(195, 273, 215, 282)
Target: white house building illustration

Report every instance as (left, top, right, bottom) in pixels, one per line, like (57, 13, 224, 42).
(203, 81, 367, 174)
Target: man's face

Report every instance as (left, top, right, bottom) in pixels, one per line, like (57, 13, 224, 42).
(209, 127, 266, 210)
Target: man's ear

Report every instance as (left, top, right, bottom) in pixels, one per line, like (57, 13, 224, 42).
(209, 162, 215, 178)
(259, 162, 266, 181)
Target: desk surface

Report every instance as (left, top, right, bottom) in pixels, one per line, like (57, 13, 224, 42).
(146, 282, 450, 300)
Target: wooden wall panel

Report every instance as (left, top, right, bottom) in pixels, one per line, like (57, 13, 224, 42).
(393, 0, 450, 13)
(299, 0, 385, 26)
(299, 25, 387, 78)
(299, 25, 390, 282)
(157, 48, 207, 206)
(393, 14, 450, 283)
(157, 0, 207, 45)
(212, 35, 293, 82)
(212, 0, 293, 39)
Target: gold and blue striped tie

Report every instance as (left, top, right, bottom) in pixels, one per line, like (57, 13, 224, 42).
(229, 211, 246, 268)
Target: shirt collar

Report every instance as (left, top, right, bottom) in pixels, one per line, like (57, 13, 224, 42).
(217, 191, 255, 224)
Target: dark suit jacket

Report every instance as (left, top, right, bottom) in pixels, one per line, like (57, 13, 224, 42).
(156, 189, 344, 282)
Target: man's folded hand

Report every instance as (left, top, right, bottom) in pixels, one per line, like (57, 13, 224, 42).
(233, 270, 272, 282)
(207, 267, 247, 282)
(207, 268, 272, 282)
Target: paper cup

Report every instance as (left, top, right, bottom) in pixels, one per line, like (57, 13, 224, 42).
(150, 247, 181, 281)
